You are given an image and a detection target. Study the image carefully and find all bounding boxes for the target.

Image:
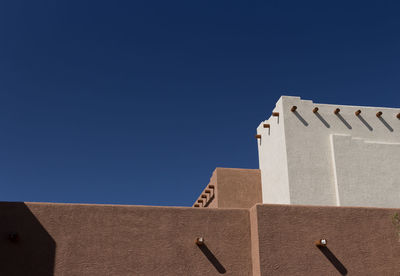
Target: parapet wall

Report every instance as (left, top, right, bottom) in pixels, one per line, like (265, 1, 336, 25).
(0, 202, 252, 275)
(2, 202, 400, 275)
(193, 168, 262, 209)
(252, 204, 400, 275)
(257, 96, 400, 207)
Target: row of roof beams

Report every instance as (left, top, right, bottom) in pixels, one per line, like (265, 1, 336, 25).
(193, 184, 215, 208)
(256, 107, 400, 139)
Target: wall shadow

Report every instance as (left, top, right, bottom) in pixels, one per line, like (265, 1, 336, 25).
(315, 112, 330, 128)
(336, 114, 352, 129)
(317, 246, 347, 275)
(293, 111, 309, 126)
(197, 244, 226, 274)
(204, 194, 215, 207)
(357, 115, 373, 131)
(0, 202, 56, 275)
(378, 117, 393, 132)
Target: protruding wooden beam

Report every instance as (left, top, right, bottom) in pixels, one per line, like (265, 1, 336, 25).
(291, 106, 297, 112)
(376, 111, 383, 118)
(194, 204, 200, 207)
(263, 124, 270, 128)
(334, 108, 340, 114)
(313, 107, 319, 113)
(255, 134, 261, 139)
(315, 239, 327, 247)
(355, 110, 361, 116)
(196, 237, 205, 246)
(272, 112, 279, 117)
(397, 113, 400, 119)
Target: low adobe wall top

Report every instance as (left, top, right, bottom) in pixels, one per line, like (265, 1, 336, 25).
(2, 201, 400, 275)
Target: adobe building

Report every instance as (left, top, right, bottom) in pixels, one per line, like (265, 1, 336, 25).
(256, 96, 400, 208)
(2, 96, 400, 275)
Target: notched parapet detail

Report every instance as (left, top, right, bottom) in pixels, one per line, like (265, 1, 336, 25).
(193, 183, 215, 208)
(257, 96, 400, 207)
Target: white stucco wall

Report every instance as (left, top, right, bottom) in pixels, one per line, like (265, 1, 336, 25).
(257, 96, 400, 207)
(256, 98, 290, 204)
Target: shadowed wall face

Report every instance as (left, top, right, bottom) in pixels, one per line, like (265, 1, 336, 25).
(0, 202, 55, 275)
(252, 204, 400, 275)
(26, 203, 252, 275)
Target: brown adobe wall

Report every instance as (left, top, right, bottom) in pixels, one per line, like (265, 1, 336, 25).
(193, 167, 262, 209)
(3, 201, 400, 275)
(0, 202, 252, 276)
(251, 204, 400, 275)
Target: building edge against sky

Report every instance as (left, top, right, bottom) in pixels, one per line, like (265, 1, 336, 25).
(256, 96, 400, 208)
(3, 96, 400, 275)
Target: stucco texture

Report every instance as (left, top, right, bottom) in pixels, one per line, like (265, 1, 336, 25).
(2, 202, 252, 276)
(3, 201, 400, 275)
(194, 168, 262, 209)
(252, 204, 400, 275)
(216, 168, 262, 209)
(257, 96, 400, 208)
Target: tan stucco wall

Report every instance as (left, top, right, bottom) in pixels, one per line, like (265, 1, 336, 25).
(253, 204, 400, 275)
(0, 202, 252, 275)
(216, 168, 262, 209)
(194, 168, 262, 209)
(3, 201, 400, 275)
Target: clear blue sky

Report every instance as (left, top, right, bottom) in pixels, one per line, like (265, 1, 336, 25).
(0, 1, 399, 206)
